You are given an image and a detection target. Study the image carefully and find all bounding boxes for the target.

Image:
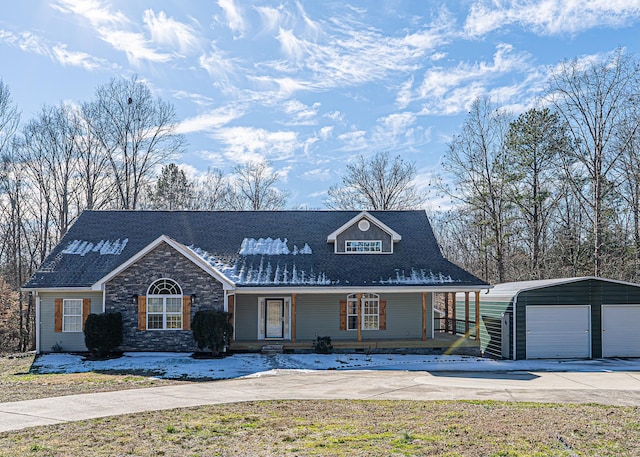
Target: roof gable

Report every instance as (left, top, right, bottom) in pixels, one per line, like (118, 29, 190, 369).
(326, 211, 402, 243)
(91, 235, 235, 290)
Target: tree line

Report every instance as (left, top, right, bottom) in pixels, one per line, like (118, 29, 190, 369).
(0, 48, 638, 352)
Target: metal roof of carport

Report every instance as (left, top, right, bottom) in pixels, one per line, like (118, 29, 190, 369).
(483, 276, 640, 301)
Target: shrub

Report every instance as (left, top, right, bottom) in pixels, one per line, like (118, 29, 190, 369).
(313, 336, 333, 354)
(191, 310, 233, 356)
(84, 312, 123, 358)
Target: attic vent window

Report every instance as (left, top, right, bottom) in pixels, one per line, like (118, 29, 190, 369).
(358, 219, 370, 231)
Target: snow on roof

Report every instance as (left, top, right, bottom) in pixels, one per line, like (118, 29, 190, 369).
(61, 239, 128, 256)
(188, 245, 331, 286)
(380, 268, 455, 285)
(239, 238, 312, 256)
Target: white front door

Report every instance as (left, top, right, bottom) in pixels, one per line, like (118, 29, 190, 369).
(265, 299, 284, 338)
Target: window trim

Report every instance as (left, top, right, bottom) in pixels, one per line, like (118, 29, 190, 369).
(146, 278, 183, 331)
(345, 240, 383, 253)
(62, 299, 83, 333)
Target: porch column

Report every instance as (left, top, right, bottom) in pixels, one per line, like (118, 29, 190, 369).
(228, 294, 235, 342)
(475, 291, 481, 341)
(452, 292, 457, 335)
(357, 293, 362, 342)
(291, 293, 297, 343)
(421, 292, 427, 341)
(465, 292, 470, 334)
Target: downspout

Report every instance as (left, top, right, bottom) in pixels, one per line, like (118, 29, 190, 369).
(512, 296, 518, 360)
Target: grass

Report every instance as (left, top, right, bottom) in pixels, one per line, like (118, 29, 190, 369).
(0, 353, 186, 403)
(1, 399, 639, 456)
(1, 354, 639, 455)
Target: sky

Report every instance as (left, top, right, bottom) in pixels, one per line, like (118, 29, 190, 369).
(1, 1, 639, 210)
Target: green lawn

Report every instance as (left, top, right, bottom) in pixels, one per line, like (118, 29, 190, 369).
(2, 399, 639, 456)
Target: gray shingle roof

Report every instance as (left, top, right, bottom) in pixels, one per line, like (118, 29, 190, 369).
(24, 210, 488, 289)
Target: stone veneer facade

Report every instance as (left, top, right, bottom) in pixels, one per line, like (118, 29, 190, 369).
(105, 242, 225, 351)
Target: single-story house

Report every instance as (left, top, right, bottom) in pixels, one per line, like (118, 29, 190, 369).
(23, 210, 489, 354)
(477, 277, 640, 360)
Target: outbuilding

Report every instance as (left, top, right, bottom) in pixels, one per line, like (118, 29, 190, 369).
(478, 277, 640, 360)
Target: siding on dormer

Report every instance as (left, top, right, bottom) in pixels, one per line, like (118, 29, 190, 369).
(335, 222, 393, 253)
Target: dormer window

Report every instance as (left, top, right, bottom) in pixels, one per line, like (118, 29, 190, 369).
(345, 240, 382, 253)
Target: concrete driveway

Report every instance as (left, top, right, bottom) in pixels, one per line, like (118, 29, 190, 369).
(2, 368, 640, 433)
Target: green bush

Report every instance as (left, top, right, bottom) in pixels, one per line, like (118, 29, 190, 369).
(313, 336, 333, 354)
(191, 310, 233, 355)
(84, 312, 123, 358)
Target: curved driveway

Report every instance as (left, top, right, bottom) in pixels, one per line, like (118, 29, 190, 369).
(1, 368, 640, 433)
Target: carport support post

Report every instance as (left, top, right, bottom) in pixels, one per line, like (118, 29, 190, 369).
(464, 292, 470, 335)
(444, 293, 449, 333)
(422, 292, 427, 341)
(475, 291, 481, 341)
(291, 293, 297, 343)
(452, 292, 456, 335)
(357, 293, 362, 342)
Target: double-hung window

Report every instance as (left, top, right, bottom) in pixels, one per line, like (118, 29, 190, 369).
(346, 293, 380, 330)
(147, 279, 183, 330)
(62, 299, 83, 332)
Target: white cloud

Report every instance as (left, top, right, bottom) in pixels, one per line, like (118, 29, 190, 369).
(281, 100, 320, 125)
(52, 44, 106, 70)
(416, 43, 532, 115)
(301, 168, 332, 181)
(176, 106, 245, 134)
(255, 5, 286, 33)
(337, 130, 368, 151)
(143, 10, 200, 54)
(319, 126, 333, 140)
(212, 126, 299, 163)
(217, 0, 247, 37)
(54, 0, 173, 65)
(464, 0, 640, 37)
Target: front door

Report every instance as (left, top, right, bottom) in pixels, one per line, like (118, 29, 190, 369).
(265, 299, 284, 338)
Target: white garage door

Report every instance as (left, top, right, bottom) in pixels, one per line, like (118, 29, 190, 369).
(526, 305, 591, 359)
(602, 305, 640, 358)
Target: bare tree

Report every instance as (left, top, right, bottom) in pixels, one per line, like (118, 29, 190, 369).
(546, 48, 640, 277)
(325, 151, 425, 210)
(74, 104, 114, 210)
(227, 160, 288, 210)
(87, 76, 185, 210)
(440, 97, 513, 283)
(191, 168, 232, 210)
(21, 103, 80, 240)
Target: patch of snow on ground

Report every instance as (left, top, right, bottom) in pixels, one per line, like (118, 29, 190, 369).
(31, 352, 640, 381)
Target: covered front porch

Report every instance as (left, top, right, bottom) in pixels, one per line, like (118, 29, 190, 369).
(229, 332, 480, 356)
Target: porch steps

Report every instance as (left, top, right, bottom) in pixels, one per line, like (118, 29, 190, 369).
(261, 344, 284, 355)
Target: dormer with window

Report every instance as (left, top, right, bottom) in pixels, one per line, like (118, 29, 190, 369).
(327, 211, 401, 254)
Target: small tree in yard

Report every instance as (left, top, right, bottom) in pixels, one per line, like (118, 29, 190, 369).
(192, 310, 233, 356)
(84, 312, 123, 358)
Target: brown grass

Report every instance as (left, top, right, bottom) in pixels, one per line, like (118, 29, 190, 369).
(0, 354, 186, 403)
(1, 399, 639, 456)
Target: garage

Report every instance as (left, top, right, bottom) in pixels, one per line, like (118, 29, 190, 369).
(602, 305, 640, 357)
(479, 277, 640, 360)
(525, 305, 591, 359)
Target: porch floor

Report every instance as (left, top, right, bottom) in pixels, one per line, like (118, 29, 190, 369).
(230, 332, 481, 356)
